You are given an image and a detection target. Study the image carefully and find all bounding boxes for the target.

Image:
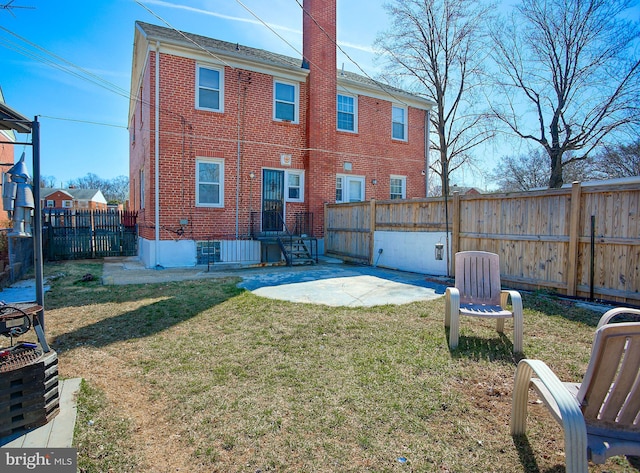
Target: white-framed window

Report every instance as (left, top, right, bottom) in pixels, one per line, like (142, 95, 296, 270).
(392, 105, 408, 141)
(273, 80, 298, 123)
(336, 174, 365, 203)
(390, 175, 407, 199)
(286, 170, 304, 202)
(62, 200, 73, 208)
(196, 65, 224, 112)
(139, 169, 145, 209)
(337, 94, 357, 132)
(196, 157, 224, 207)
(46, 200, 54, 208)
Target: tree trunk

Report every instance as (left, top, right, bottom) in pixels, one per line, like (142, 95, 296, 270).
(548, 148, 564, 188)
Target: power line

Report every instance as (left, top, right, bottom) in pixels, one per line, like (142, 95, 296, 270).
(38, 115, 128, 129)
(234, 0, 303, 59)
(0, 25, 132, 100)
(232, 0, 427, 139)
(292, 0, 409, 107)
(135, 0, 236, 70)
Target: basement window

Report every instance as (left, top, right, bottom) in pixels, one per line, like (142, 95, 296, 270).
(196, 241, 221, 264)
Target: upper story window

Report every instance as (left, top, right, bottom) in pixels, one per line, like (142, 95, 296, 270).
(392, 105, 408, 141)
(62, 200, 73, 208)
(196, 158, 224, 207)
(46, 200, 54, 208)
(196, 65, 223, 112)
(337, 94, 357, 132)
(390, 175, 407, 199)
(274, 80, 298, 123)
(336, 174, 365, 203)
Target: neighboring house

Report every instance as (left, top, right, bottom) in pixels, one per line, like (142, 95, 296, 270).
(0, 88, 16, 170)
(129, 0, 434, 268)
(40, 188, 108, 211)
(0, 88, 18, 229)
(450, 185, 483, 196)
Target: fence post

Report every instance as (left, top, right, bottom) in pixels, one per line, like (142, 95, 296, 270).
(368, 199, 376, 265)
(451, 192, 461, 276)
(323, 202, 328, 242)
(566, 181, 582, 297)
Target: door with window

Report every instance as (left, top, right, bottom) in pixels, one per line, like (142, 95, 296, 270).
(262, 169, 284, 232)
(336, 175, 365, 203)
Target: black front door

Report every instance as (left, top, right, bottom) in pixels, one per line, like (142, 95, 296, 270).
(262, 169, 284, 232)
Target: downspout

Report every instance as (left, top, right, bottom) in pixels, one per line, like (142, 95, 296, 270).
(154, 41, 160, 267)
(235, 71, 241, 239)
(424, 109, 430, 197)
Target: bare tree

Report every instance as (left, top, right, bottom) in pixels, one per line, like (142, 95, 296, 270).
(67, 173, 129, 203)
(68, 173, 104, 190)
(591, 139, 640, 179)
(489, 149, 596, 191)
(39, 175, 58, 188)
(491, 0, 640, 188)
(375, 0, 496, 197)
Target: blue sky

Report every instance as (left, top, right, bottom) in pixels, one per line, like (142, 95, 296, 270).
(0, 0, 388, 186)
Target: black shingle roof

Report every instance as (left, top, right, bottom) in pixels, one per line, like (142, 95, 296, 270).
(135, 21, 429, 104)
(136, 21, 303, 70)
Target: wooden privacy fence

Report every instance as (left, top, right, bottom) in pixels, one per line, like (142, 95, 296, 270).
(43, 209, 138, 261)
(324, 180, 640, 305)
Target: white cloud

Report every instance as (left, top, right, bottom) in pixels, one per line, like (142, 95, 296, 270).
(141, 0, 301, 35)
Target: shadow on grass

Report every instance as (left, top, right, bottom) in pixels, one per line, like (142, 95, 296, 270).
(514, 435, 640, 473)
(50, 279, 244, 353)
(446, 328, 523, 364)
(513, 434, 566, 473)
(522, 293, 613, 328)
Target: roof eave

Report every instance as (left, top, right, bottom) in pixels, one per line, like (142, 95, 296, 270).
(337, 76, 434, 110)
(0, 102, 32, 134)
(140, 26, 307, 79)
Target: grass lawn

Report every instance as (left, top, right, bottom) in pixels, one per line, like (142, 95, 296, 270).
(28, 261, 640, 472)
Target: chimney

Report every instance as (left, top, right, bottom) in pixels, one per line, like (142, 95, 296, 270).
(303, 0, 337, 238)
(302, 0, 337, 145)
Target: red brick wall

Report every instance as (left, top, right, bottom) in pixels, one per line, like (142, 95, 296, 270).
(0, 138, 14, 228)
(136, 50, 309, 241)
(335, 99, 427, 201)
(130, 51, 153, 240)
(131, 0, 427, 243)
(304, 0, 338, 236)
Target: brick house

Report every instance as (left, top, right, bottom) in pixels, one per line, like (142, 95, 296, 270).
(41, 188, 108, 211)
(0, 89, 19, 229)
(129, 0, 434, 268)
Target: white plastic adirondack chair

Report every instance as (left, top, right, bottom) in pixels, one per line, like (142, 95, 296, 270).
(444, 251, 523, 353)
(511, 307, 640, 473)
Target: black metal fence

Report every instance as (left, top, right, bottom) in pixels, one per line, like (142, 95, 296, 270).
(43, 209, 137, 261)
